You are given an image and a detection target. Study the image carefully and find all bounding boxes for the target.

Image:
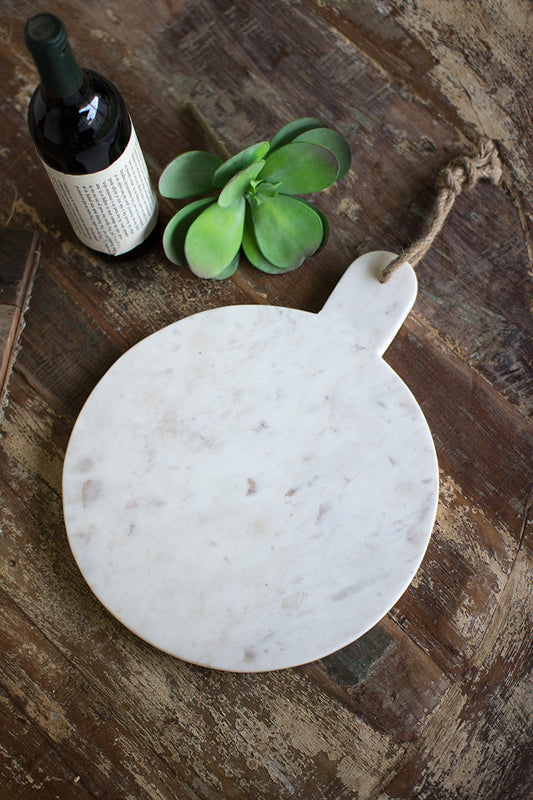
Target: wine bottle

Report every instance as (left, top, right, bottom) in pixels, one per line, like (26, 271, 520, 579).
(24, 12, 158, 256)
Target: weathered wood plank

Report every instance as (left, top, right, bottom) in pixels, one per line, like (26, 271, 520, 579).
(0, 591, 201, 800)
(311, 618, 451, 741)
(378, 517, 533, 800)
(0, 696, 96, 800)
(307, 0, 533, 262)
(410, 184, 533, 419)
(0, 228, 39, 415)
(388, 317, 533, 535)
(384, 317, 533, 674)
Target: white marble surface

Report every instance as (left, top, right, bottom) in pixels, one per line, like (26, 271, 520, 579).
(63, 251, 439, 672)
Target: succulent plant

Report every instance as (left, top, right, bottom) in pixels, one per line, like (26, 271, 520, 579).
(159, 117, 351, 279)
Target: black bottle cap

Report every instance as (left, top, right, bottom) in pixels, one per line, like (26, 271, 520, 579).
(25, 13, 84, 98)
(25, 13, 66, 54)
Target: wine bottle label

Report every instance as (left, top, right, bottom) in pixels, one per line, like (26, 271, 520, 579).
(41, 124, 158, 255)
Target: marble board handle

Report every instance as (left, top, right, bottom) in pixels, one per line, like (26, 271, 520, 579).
(319, 251, 418, 356)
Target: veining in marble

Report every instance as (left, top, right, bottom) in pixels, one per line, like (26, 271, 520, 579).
(62, 251, 439, 672)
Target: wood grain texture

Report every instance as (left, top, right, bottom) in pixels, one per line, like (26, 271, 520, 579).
(0, 0, 532, 798)
(305, 0, 533, 265)
(0, 228, 39, 413)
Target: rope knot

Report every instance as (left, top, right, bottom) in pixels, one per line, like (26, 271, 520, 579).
(437, 159, 476, 194)
(437, 139, 502, 195)
(379, 137, 503, 283)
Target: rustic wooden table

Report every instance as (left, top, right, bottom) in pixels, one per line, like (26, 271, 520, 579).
(1, 1, 532, 798)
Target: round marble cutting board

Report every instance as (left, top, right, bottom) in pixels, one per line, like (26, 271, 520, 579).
(63, 251, 439, 672)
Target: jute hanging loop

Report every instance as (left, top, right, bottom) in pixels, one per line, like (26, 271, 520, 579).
(380, 138, 503, 283)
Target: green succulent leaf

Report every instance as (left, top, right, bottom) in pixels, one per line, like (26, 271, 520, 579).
(298, 200, 330, 254)
(212, 252, 240, 280)
(293, 127, 351, 180)
(158, 151, 222, 199)
(184, 197, 245, 278)
(212, 141, 270, 188)
(218, 160, 265, 208)
(242, 208, 289, 273)
(261, 142, 339, 194)
(269, 117, 327, 151)
(162, 197, 215, 265)
(251, 194, 324, 269)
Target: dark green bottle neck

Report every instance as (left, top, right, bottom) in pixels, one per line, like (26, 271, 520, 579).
(25, 13, 84, 99)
